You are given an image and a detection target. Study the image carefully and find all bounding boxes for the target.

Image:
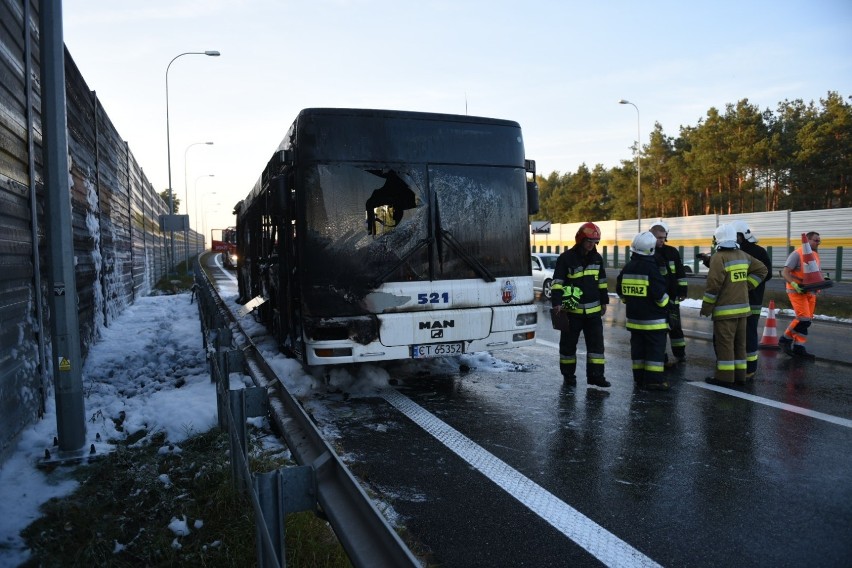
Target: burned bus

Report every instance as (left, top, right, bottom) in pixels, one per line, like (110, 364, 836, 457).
(235, 108, 539, 366)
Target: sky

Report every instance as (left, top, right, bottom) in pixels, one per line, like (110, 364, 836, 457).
(59, 0, 852, 240)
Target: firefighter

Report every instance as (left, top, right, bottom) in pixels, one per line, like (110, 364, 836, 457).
(550, 222, 610, 388)
(617, 232, 671, 390)
(780, 231, 823, 359)
(649, 221, 688, 367)
(700, 224, 768, 385)
(730, 220, 772, 378)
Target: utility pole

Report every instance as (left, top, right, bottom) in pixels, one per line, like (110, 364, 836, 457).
(41, 0, 86, 455)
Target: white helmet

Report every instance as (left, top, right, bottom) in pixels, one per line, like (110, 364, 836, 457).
(729, 220, 755, 243)
(630, 231, 657, 256)
(649, 221, 669, 237)
(714, 224, 738, 250)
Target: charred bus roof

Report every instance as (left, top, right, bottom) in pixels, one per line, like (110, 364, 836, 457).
(237, 108, 527, 214)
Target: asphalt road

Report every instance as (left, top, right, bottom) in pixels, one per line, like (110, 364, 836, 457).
(314, 301, 852, 568)
(206, 254, 852, 567)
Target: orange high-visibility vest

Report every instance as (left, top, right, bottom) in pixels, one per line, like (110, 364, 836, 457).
(786, 247, 820, 290)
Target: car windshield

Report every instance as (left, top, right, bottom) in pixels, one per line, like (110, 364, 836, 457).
(538, 255, 558, 270)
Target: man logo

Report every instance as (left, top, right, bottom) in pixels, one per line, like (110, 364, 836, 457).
(431, 329, 443, 339)
(419, 320, 455, 329)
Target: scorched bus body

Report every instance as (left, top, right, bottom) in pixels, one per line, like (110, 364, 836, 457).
(234, 108, 539, 366)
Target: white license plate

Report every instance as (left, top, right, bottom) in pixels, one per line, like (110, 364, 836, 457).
(412, 342, 464, 359)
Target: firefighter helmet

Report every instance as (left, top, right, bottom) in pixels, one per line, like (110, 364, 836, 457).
(649, 220, 669, 237)
(714, 224, 738, 250)
(630, 231, 657, 256)
(730, 220, 756, 243)
(575, 222, 601, 245)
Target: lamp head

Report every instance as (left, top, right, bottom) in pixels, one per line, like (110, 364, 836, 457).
(205, 51, 221, 56)
(618, 99, 631, 105)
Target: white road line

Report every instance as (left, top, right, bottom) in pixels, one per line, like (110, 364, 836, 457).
(537, 337, 852, 429)
(213, 253, 238, 283)
(688, 382, 852, 428)
(383, 389, 662, 568)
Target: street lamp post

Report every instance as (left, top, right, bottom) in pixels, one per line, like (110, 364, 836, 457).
(165, 50, 219, 273)
(194, 175, 215, 256)
(183, 142, 213, 273)
(618, 99, 641, 232)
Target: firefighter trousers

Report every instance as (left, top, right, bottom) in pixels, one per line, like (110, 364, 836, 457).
(630, 330, 667, 386)
(712, 317, 747, 383)
(559, 316, 605, 379)
(667, 303, 686, 359)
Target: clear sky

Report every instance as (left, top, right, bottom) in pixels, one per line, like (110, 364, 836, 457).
(62, 0, 852, 235)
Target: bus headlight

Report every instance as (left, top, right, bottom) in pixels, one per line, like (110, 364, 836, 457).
(516, 312, 537, 326)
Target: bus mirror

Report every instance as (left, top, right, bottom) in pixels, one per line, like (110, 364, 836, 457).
(527, 180, 539, 215)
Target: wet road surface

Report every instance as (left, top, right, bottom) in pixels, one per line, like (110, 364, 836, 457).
(317, 302, 851, 567)
(207, 256, 852, 567)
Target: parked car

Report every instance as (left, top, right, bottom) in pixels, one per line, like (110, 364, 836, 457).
(682, 253, 710, 275)
(531, 252, 559, 299)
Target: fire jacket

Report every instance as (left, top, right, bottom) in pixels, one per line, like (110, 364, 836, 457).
(700, 248, 769, 319)
(654, 244, 688, 301)
(617, 254, 670, 331)
(740, 240, 772, 313)
(551, 244, 610, 317)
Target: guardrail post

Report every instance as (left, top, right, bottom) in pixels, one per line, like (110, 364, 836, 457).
(216, 327, 233, 380)
(254, 470, 287, 567)
(836, 246, 843, 282)
(229, 388, 249, 493)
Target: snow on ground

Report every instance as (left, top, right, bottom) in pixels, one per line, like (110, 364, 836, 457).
(0, 293, 220, 566)
(1, 288, 848, 565)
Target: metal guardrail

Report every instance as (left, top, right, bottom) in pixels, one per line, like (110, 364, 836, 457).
(192, 263, 420, 568)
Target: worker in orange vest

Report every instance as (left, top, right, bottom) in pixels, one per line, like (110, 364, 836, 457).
(779, 231, 822, 359)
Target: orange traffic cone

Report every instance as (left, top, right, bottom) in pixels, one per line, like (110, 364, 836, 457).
(799, 232, 834, 291)
(758, 299, 780, 350)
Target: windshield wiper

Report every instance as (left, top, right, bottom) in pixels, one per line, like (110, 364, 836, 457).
(438, 228, 496, 282)
(369, 237, 432, 288)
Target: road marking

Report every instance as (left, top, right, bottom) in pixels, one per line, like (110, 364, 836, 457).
(537, 337, 852, 429)
(213, 253, 238, 283)
(688, 382, 852, 428)
(383, 389, 662, 568)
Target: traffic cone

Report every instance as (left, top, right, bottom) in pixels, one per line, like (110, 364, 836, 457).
(799, 232, 834, 291)
(758, 299, 780, 350)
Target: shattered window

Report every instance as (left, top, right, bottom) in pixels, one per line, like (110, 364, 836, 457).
(365, 170, 417, 236)
(302, 165, 430, 299)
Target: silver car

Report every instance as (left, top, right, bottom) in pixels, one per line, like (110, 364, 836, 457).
(531, 252, 559, 299)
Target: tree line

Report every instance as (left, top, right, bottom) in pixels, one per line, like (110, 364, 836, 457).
(538, 91, 851, 223)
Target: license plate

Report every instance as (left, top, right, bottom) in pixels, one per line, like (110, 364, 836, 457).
(412, 342, 464, 359)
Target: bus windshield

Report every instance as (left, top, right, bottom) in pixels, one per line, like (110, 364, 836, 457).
(301, 162, 529, 306)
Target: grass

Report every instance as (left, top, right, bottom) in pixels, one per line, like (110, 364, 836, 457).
(153, 259, 197, 295)
(20, 428, 353, 568)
